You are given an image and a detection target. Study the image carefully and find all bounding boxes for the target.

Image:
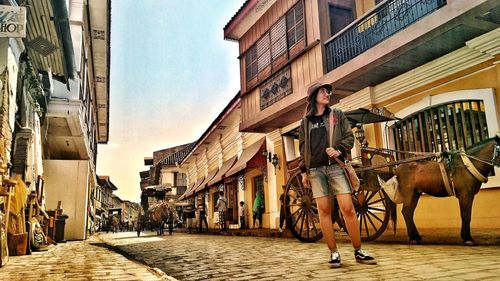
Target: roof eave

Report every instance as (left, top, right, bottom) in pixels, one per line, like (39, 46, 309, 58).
(223, 0, 257, 40)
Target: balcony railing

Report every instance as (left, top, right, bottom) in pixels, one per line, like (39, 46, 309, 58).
(325, 0, 446, 72)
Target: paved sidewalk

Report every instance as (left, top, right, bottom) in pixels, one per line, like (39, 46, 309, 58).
(0, 235, 176, 281)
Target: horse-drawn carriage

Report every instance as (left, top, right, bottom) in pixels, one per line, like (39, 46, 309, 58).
(137, 200, 177, 237)
(282, 108, 500, 245)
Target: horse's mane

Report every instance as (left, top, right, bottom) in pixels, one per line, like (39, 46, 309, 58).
(447, 136, 497, 174)
(466, 136, 496, 153)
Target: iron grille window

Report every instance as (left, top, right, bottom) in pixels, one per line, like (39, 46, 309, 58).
(287, 0, 304, 48)
(174, 172, 187, 187)
(391, 100, 488, 159)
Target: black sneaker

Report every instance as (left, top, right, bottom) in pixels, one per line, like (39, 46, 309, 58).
(354, 249, 376, 265)
(329, 251, 341, 268)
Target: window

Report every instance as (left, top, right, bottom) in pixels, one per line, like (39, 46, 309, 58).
(270, 17, 287, 60)
(257, 33, 271, 72)
(287, 0, 305, 48)
(243, 1, 305, 88)
(245, 45, 258, 82)
(391, 100, 488, 158)
(329, 1, 356, 36)
(174, 172, 187, 187)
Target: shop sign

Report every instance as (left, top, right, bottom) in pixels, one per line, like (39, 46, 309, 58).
(0, 5, 26, 38)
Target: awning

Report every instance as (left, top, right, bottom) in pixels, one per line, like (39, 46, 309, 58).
(345, 108, 398, 126)
(207, 156, 237, 186)
(226, 138, 265, 177)
(194, 168, 219, 194)
(186, 177, 205, 198)
(179, 182, 196, 200)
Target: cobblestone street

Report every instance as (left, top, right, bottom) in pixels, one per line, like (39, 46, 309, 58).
(96, 231, 500, 281)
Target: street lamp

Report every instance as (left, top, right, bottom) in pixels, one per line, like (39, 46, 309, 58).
(262, 149, 280, 174)
(354, 123, 366, 147)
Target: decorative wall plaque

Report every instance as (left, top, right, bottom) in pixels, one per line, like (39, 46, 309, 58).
(259, 65, 291, 111)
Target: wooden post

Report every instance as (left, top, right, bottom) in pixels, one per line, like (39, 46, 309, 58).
(2, 179, 17, 235)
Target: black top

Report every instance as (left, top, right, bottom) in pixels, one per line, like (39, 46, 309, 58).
(309, 109, 330, 168)
(279, 193, 290, 204)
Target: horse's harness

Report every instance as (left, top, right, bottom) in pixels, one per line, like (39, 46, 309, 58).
(440, 142, 500, 196)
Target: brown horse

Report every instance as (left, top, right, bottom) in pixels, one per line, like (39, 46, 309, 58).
(148, 201, 170, 235)
(379, 135, 500, 245)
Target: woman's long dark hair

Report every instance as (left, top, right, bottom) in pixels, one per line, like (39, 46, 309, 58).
(305, 91, 330, 117)
(304, 91, 318, 117)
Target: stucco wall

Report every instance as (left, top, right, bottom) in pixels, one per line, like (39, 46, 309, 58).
(43, 160, 90, 240)
(397, 188, 500, 229)
(382, 56, 500, 230)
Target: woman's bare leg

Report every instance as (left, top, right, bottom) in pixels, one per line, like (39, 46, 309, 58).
(337, 193, 361, 249)
(316, 196, 337, 251)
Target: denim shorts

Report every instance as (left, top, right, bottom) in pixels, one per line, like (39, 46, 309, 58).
(309, 165, 352, 198)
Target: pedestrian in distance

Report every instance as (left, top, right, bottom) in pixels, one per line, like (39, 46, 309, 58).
(215, 191, 227, 230)
(278, 185, 290, 233)
(183, 203, 196, 234)
(239, 201, 246, 229)
(198, 203, 209, 232)
(252, 190, 264, 228)
(299, 83, 376, 268)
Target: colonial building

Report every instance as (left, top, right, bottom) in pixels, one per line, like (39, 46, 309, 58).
(0, 0, 110, 243)
(140, 144, 193, 211)
(36, 0, 111, 240)
(156, 143, 194, 199)
(95, 175, 117, 231)
(179, 93, 272, 229)
(225, 0, 500, 233)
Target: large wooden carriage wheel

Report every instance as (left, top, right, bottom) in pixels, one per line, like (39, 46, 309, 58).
(284, 171, 390, 242)
(337, 189, 390, 242)
(283, 172, 323, 242)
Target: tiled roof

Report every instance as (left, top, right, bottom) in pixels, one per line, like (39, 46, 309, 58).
(159, 142, 196, 166)
(97, 175, 118, 191)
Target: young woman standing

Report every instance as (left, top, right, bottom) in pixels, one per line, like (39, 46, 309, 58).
(298, 83, 376, 268)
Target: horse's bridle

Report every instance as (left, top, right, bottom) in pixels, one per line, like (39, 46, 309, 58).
(465, 143, 500, 166)
(458, 142, 500, 183)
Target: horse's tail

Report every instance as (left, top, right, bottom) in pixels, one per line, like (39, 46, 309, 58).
(378, 175, 401, 235)
(377, 175, 403, 204)
(387, 200, 398, 235)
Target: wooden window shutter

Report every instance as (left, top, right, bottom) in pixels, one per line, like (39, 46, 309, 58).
(271, 17, 287, 60)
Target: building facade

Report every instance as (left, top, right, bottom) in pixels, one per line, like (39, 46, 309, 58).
(39, 0, 111, 240)
(0, 0, 111, 242)
(225, 0, 500, 231)
(179, 93, 277, 229)
(95, 175, 117, 231)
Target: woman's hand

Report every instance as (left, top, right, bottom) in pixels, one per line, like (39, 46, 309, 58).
(326, 147, 341, 158)
(301, 172, 310, 187)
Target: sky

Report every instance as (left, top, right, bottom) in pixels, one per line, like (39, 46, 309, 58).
(96, 1, 245, 202)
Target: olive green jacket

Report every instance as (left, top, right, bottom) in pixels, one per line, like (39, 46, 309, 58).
(298, 108, 354, 173)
